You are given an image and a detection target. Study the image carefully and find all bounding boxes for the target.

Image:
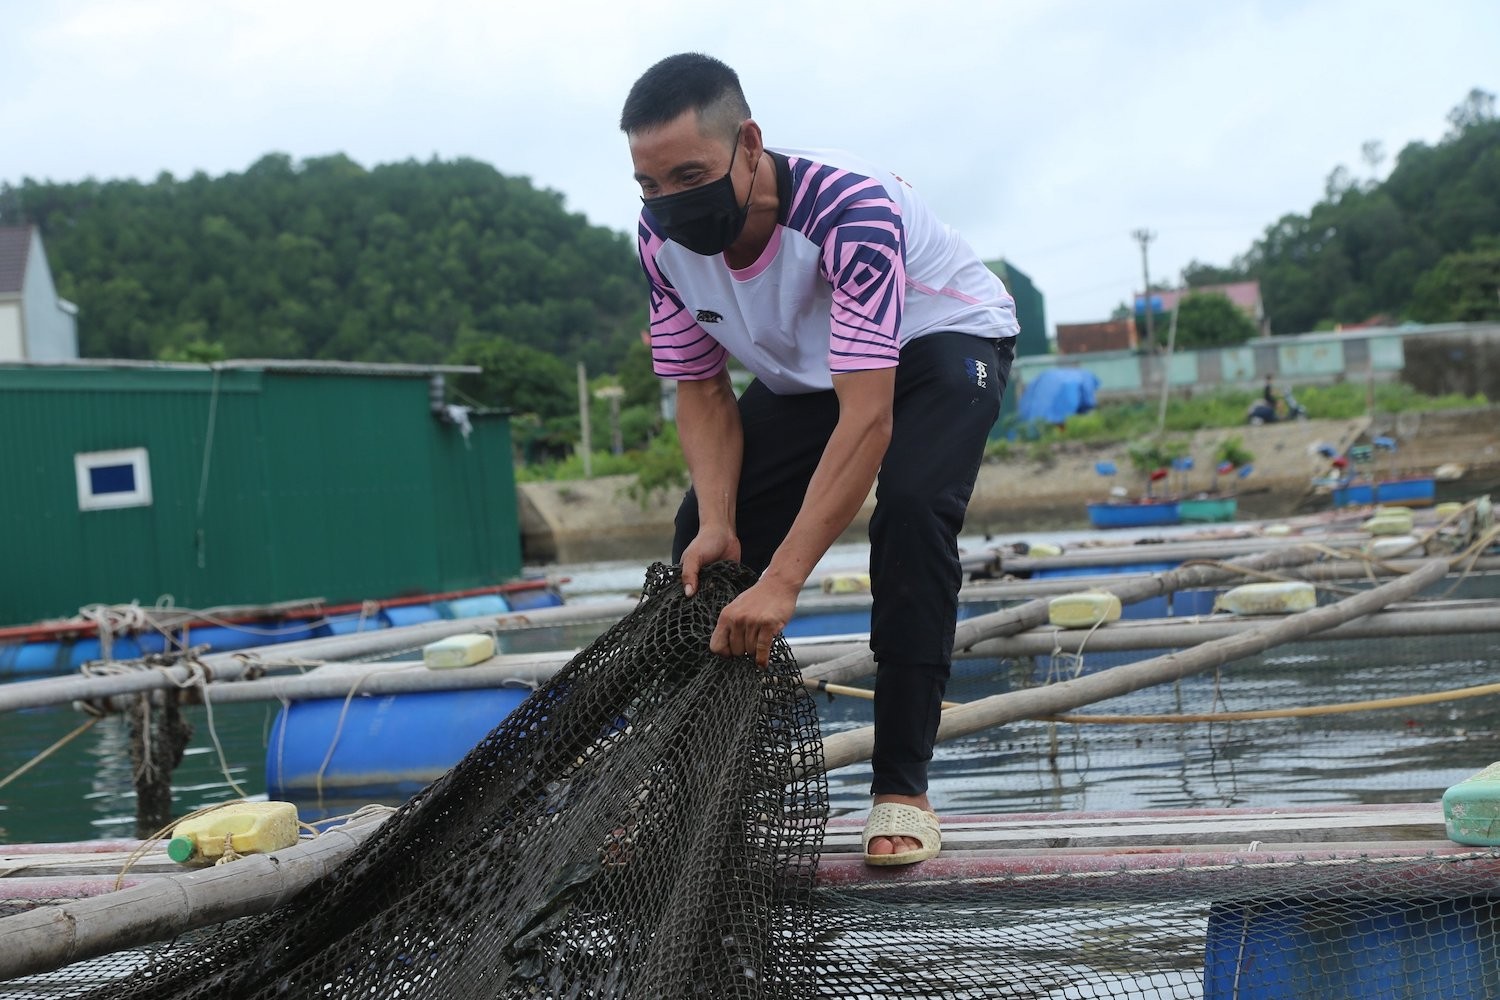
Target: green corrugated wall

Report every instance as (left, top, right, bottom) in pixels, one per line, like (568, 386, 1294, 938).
(0, 366, 521, 624)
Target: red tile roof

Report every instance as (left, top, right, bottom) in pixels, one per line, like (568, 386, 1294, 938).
(0, 226, 33, 295)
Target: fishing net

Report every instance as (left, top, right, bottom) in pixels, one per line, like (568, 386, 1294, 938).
(8, 561, 825, 999)
(809, 846, 1500, 998)
(7, 564, 1500, 999)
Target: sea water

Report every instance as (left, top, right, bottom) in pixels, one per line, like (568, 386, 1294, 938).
(3, 529, 1498, 844)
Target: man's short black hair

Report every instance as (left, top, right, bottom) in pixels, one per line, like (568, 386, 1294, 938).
(620, 53, 751, 141)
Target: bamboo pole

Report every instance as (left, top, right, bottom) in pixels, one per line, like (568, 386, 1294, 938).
(0, 599, 639, 715)
(802, 544, 1331, 688)
(139, 597, 1500, 706)
(191, 661, 560, 705)
(997, 531, 1369, 573)
(181, 599, 1499, 707)
(8, 546, 1494, 716)
(0, 810, 390, 982)
(955, 601, 1500, 657)
(817, 558, 1451, 772)
(959, 556, 1499, 601)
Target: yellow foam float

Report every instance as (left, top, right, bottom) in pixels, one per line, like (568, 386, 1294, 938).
(423, 633, 497, 669)
(1047, 591, 1122, 629)
(1213, 581, 1317, 615)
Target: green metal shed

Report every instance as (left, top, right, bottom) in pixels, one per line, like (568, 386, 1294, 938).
(984, 258, 1048, 426)
(0, 360, 522, 625)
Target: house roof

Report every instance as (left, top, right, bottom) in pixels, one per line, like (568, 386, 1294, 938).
(1138, 280, 1263, 315)
(0, 225, 33, 295)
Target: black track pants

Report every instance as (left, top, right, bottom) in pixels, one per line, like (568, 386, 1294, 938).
(672, 332, 1013, 796)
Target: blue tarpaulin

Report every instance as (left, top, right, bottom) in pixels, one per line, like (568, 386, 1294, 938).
(1018, 368, 1101, 425)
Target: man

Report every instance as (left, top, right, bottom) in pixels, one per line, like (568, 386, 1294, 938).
(1250, 374, 1279, 424)
(621, 53, 1018, 865)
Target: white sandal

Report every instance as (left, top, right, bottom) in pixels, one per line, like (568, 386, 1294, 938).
(861, 802, 941, 866)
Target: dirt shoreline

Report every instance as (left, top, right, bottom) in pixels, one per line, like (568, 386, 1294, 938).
(518, 406, 1500, 564)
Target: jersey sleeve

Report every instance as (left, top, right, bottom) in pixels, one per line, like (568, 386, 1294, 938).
(785, 163, 905, 373)
(637, 217, 728, 381)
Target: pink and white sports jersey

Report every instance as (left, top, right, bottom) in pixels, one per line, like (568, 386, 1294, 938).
(637, 147, 1018, 395)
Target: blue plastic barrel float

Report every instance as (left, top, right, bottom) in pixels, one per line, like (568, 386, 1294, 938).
(1204, 897, 1494, 999)
(266, 687, 531, 807)
(504, 586, 566, 612)
(443, 593, 511, 618)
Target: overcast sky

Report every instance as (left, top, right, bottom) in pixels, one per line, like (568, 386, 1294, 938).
(3, 0, 1497, 333)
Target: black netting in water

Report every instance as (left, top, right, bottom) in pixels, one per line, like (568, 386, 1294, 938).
(43, 562, 826, 999)
(10, 563, 1500, 999)
(808, 853, 1500, 999)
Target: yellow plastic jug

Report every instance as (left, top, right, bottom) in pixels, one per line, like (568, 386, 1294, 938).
(423, 633, 496, 669)
(1367, 534, 1423, 559)
(1363, 510, 1414, 536)
(167, 801, 300, 864)
(1213, 581, 1317, 616)
(1047, 591, 1122, 629)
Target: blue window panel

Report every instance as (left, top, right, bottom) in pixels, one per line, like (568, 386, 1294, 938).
(89, 463, 138, 495)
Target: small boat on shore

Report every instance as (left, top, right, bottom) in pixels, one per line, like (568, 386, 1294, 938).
(1086, 497, 1181, 529)
(1176, 492, 1238, 523)
(1087, 493, 1241, 528)
(1331, 475, 1438, 508)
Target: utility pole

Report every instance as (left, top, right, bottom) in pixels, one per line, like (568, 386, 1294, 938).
(594, 385, 626, 456)
(577, 361, 592, 478)
(1132, 228, 1156, 348)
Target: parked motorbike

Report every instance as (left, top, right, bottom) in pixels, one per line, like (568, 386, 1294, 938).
(1247, 386, 1308, 425)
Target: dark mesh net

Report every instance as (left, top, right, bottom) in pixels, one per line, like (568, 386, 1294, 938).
(7, 565, 1500, 999)
(61, 562, 826, 999)
(806, 851, 1500, 997)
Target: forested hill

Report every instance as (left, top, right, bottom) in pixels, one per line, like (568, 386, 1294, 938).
(0, 153, 645, 371)
(1182, 89, 1500, 333)
(5, 89, 1496, 375)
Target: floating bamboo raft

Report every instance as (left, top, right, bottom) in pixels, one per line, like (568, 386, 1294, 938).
(818, 802, 1473, 891)
(3, 802, 1487, 984)
(2, 531, 1499, 992)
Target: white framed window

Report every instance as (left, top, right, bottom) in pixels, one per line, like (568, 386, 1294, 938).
(75, 448, 153, 511)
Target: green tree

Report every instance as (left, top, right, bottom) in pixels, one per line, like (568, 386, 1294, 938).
(1172, 292, 1259, 349)
(1180, 260, 1245, 288)
(158, 337, 228, 363)
(0, 153, 646, 372)
(617, 336, 661, 412)
(1446, 87, 1497, 138)
(1197, 88, 1500, 334)
(448, 336, 574, 419)
(1408, 239, 1500, 322)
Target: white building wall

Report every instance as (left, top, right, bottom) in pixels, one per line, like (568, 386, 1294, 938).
(0, 301, 23, 360)
(20, 230, 79, 360)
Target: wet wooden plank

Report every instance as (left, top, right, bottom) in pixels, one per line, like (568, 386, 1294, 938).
(823, 803, 1447, 854)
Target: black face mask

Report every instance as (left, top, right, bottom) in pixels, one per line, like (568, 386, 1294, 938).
(643, 137, 758, 256)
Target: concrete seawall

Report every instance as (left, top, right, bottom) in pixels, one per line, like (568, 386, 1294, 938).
(519, 406, 1500, 565)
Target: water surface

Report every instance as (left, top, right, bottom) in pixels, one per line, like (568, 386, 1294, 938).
(3, 531, 1497, 844)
